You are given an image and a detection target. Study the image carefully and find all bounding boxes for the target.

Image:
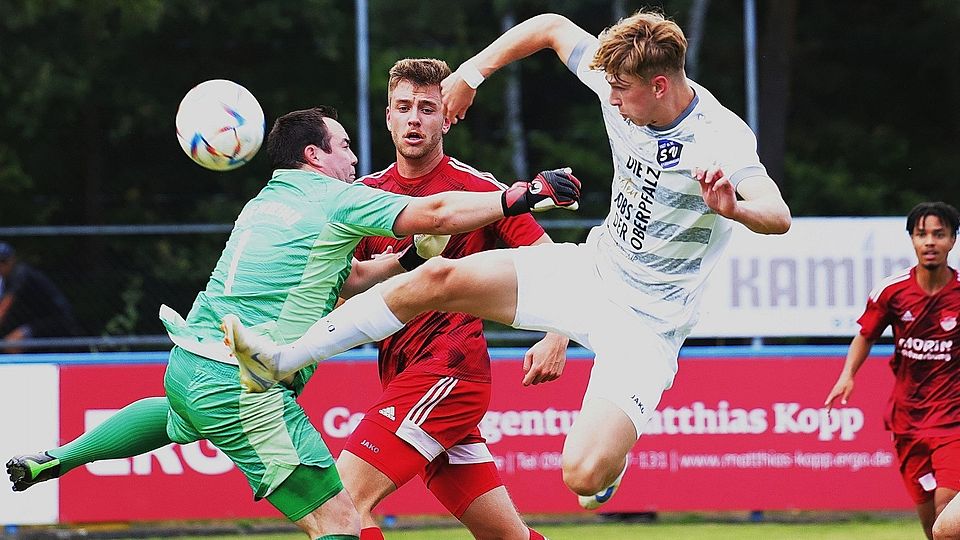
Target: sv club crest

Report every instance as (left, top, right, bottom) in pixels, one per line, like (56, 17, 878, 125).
(657, 139, 683, 169)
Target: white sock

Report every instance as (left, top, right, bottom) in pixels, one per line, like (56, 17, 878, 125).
(274, 287, 403, 377)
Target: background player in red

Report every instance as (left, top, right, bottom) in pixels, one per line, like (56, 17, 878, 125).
(338, 58, 565, 540)
(825, 201, 960, 540)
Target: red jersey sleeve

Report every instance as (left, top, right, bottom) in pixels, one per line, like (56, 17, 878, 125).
(496, 213, 546, 248)
(455, 169, 546, 248)
(857, 292, 893, 340)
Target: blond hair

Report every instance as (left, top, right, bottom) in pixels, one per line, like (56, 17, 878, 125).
(590, 10, 687, 83)
(388, 58, 452, 97)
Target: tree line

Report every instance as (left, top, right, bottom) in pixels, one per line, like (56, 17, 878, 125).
(1, 0, 958, 341)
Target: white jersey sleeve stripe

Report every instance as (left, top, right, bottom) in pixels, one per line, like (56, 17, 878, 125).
(868, 270, 912, 302)
(447, 157, 508, 189)
(357, 165, 392, 183)
(566, 37, 594, 73)
(729, 165, 770, 187)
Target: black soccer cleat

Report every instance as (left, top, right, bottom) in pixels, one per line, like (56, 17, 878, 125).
(6, 452, 62, 491)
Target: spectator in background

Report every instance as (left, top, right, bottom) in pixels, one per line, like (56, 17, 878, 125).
(825, 202, 960, 540)
(0, 241, 79, 353)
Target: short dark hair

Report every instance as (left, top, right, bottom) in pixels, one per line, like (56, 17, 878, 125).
(906, 202, 960, 236)
(265, 106, 339, 170)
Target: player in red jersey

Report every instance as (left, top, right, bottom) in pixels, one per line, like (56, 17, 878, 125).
(337, 59, 565, 540)
(825, 202, 960, 540)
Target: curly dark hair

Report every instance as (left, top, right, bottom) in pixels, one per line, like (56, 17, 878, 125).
(906, 202, 960, 236)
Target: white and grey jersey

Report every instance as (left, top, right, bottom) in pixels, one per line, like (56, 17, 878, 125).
(567, 37, 768, 339)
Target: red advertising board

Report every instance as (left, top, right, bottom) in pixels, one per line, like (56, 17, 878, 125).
(58, 353, 908, 522)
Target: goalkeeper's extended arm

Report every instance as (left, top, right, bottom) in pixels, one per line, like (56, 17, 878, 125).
(392, 168, 581, 237)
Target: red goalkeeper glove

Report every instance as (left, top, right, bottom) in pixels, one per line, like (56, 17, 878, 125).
(502, 168, 581, 217)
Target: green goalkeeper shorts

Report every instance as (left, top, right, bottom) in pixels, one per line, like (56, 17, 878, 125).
(163, 346, 342, 521)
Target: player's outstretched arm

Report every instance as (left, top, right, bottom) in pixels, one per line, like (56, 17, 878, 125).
(340, 235, 452, 299)
(441, 13, 593, 123)
(824, 334, 875, 411)
(392, 168, 581, 237)
(695, 166, 791, 234)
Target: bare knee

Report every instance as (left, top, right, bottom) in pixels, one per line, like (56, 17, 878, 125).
(469, 522, 528, 540)
(934, 519, 960, 540)
(459, 487, 529, 540)
(403, 258, 458, 304)
(298, 490, 360, 538)
(562, 456, 608, 496)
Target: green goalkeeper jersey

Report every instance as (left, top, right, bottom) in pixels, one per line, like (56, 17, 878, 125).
(161, 168, 410, 386)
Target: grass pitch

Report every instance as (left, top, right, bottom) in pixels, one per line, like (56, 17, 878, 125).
(141, 516, 921, 540)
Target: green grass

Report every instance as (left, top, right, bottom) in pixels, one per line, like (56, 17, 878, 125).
(142, 518, 923, 540)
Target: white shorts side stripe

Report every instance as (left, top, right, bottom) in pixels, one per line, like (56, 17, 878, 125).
(406, 377, 457, 426)
(406, 377, 452, 421)
(446, 442, 494, 465)
(396, 419, 445, 461)
(412, 378, 457, 425)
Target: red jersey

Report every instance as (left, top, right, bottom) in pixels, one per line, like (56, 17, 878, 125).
(355, 156, 545, 385)
(858, 266, 960, 436)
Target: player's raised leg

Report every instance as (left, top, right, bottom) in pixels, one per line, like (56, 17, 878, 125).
(384, 249, 519, 324)
(7, 396, 172, 491)
(226, 249, 521, 391)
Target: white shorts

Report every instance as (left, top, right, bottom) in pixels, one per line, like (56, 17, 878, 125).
(511, 242, 678, 438)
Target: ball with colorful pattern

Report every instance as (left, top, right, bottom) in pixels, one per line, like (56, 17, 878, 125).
(176, 79, 265, 171)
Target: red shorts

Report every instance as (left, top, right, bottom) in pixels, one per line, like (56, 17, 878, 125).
(894, 434, 960, 503)
(343, 370, 502, 517)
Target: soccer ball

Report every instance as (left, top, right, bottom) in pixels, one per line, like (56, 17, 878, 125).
(176, 79, 265, 171)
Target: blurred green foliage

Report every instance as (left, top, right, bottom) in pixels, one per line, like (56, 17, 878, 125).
(1, 0, 958, 340)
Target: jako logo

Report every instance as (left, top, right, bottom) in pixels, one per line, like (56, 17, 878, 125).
(83, 409, 233, 476)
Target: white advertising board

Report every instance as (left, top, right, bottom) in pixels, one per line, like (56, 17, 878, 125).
(694, 217, 956, 337)
(0, 364, 58, 525)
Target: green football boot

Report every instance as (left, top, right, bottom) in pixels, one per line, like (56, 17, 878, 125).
(6, 452, 62, 491)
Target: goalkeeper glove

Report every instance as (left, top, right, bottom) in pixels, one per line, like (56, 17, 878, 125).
(398, 233, 451, 271)
(502, 168, 581, 217)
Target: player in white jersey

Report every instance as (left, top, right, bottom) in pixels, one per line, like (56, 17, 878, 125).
(224, 9, 791, 510)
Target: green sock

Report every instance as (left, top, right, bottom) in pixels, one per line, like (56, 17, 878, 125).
(316, 536, 359, 540)
(47, 396, 173, 474)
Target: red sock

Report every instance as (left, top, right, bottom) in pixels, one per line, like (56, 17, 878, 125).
(529, 528, 545, 540)
(360, 527, 385, 540)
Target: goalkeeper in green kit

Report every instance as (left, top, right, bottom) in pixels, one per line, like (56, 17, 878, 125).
(6, 106, 580, 539)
